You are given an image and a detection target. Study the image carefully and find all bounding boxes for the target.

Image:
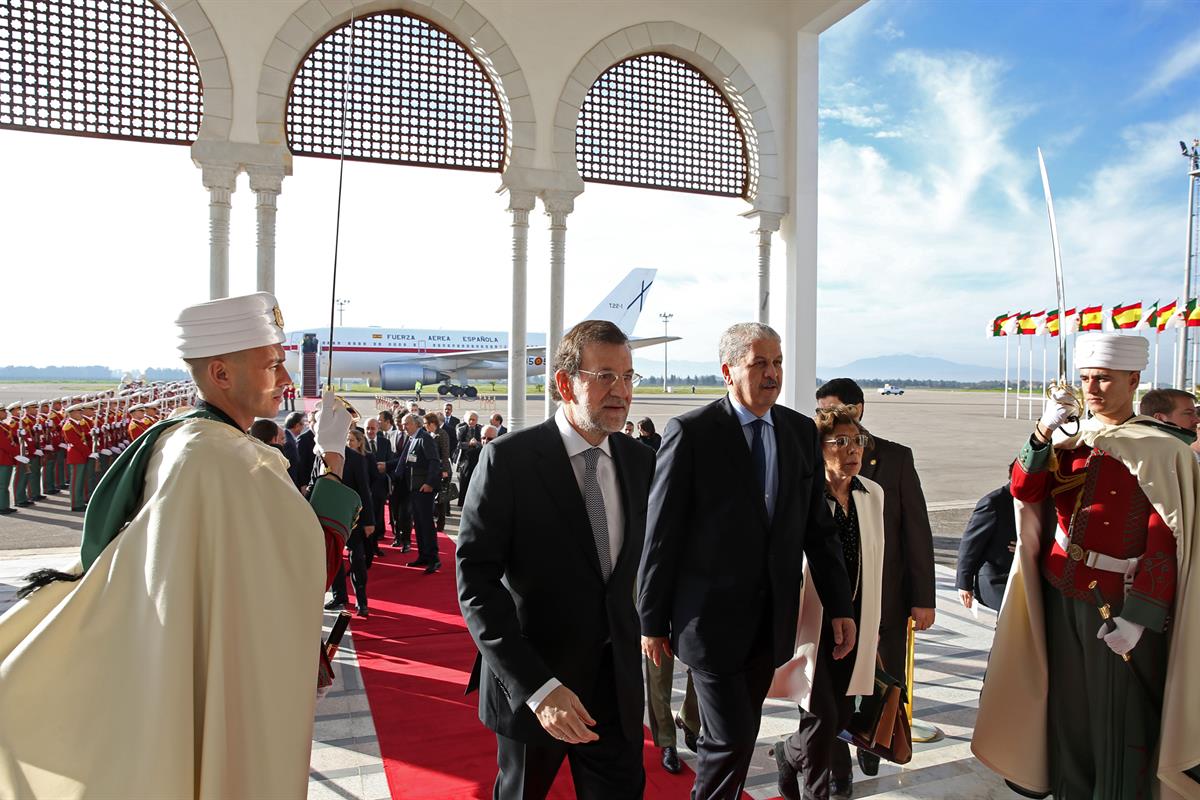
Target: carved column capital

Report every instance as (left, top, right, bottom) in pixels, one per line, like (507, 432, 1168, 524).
(247, 164, 287, 195)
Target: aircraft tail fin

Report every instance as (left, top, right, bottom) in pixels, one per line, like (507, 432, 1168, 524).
(584, 268, 657, 336)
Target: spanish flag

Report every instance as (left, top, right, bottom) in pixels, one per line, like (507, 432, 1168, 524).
(1157, 299, 1178, 332)
(1045, 308, 1060, 337)
(1080, 305, 1104, 331)
(1111, 302, 1142, 329)
(1019, 311, 1041, 335)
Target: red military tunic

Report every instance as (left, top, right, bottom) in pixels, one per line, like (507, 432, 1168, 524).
(62, 418, 92, 464)
(128, 416, 153, 440)
(1011, 434, 1177, 631)
(0, 418, 18, 466)
(47, 410, 64, 455)
(17, 414, 38, 460)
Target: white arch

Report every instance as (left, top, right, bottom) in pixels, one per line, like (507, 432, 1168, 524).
(254, 0, 536, 169)
(552, 21, 782, 203)
(158, 0, 234, 141)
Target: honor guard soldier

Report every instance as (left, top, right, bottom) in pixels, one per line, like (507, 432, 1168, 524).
(0, 405, 20, 514)
(62, 402, 95, 511)
(973, 332, 1200, 798)
(50, 398, 68, 492)
(38, 400, 59, 495)
(18, 402, 43, 504)
(128, 404, 152, 440)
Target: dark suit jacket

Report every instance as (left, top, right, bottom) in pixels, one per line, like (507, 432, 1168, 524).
(455, 423, 483, 475)
(858, 436, 936, 630)
(638, 396, 853, 675)
(282, 429, 302, 487)
(342, 448, 374, 532)
(456, 417, 656, 744)
(394, 428, 439, 492)
(442, 415, 460, 441)
(956, 484, 1023, 611)
(366, 434, 392, 504)
(297, 429, 316, 488)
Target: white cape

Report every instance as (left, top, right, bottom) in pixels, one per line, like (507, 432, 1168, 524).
(0, 419, 327, 799)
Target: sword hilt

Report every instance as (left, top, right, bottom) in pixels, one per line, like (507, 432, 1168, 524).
(1089, 580, 1132, 662)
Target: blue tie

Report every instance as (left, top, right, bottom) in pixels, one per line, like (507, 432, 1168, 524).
(750, 418, 766, 500)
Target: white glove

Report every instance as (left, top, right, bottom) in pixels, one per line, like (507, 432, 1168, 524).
(1097, 616, 1144, 655)
(15, 455, 29, 465)
(59, 443, 68, 450)
(1039, 387, 1076, 433)
(313, 390, 352, 458)
(100, 449, 112, 457)
(89, 452, 99, 460)
(33, 449, 43, 457)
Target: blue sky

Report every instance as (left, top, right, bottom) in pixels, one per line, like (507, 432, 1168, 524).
(2, 1, 1199, 374)
(816, 0, 1200, 368)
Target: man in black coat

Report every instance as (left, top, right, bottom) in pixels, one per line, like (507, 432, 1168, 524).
(957, 482, 1021, 612)
(455, 411, 483, 508)
(442, 402, 461, 442)
(363, 417, 392, 559)
(385, 423, 411, 550)
(457, 320, 655, 799)
(297, 414, 317, 490)
(639, 323, 855, 800)
(327, 441, 374, 615)
(282, 412, 304, 487)
(814, 378, 935, 777)
(395, 412, 441, 573)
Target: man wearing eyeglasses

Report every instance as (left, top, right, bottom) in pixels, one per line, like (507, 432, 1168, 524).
(457, 320, 656, 799)
(815, 377, 935, 779)
(639, 322, 855, 799)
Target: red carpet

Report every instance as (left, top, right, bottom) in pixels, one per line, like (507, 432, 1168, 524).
(350, 531, 713, 799)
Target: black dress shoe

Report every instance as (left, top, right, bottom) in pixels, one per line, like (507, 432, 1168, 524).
(355, 605, 369, 618)
(770, 742, 801, 800)
(407, 558, 430, 568)
(660, 746, 680, 774)
(0, 508, 14, 515)
(324, 599, 345, 611)
(675, 715, 698, 753)
(832, 774, 853, 799)
(390, 540, 403, 547)
(424, 561, 441, 574)
(856, 748, 880, 776)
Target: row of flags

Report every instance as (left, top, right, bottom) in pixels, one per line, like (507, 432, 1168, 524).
(991, 300, 1200, 337)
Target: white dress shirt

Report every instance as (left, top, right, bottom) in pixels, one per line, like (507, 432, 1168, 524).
(526, 406, 626, 714)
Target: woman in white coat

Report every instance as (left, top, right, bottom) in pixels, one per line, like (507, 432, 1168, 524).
(769, 406, 885, 800)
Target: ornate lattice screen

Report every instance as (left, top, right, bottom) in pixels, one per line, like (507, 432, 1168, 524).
(577, 53, 750, 198)
(287, 12, 505, 172)
(0, 0, 203, 144)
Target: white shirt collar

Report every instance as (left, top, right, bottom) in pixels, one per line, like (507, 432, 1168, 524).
(728, 393, 774, 427)
(554, 406, 613, 460)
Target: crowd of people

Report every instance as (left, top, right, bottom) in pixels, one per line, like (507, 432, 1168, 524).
(1, 291, 1197, 800)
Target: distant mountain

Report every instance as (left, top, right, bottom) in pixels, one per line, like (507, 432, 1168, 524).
(817, 354, 1004, 382)
(634, 357, 720, 379)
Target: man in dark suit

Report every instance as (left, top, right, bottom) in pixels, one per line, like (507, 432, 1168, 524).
(442, 402, 461, 442)
(455, 411, 482, 508)
(395, 412, 441, 573)
(814, 377, 935, 778)
(457, 320, 655, 799)
(491, 413, 507, 436)
(639, 322, 855, 800)
(363, 417, 392, 559)
(282, 412, 304, 487)
(327, 435, 374, 616)
(957, 481, 1022, 612)
(296, 412, 317, 490)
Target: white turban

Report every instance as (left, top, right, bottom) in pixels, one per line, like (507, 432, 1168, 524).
(176, 292, 288, 359)
(1074, 332, 1149, 372)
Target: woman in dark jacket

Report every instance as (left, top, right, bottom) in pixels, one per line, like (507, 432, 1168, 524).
(637, 417, 662, 452)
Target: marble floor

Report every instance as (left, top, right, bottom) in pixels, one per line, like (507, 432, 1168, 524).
(0, 550, 1012, 800)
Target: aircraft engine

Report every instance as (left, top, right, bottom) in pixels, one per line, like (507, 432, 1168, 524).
(379, 363, 446, 391)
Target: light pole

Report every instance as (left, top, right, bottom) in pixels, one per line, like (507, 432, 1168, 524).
(1174, 140, 1199, 390)
(335, 298, 350, 327)
(659, 312, 673, 393)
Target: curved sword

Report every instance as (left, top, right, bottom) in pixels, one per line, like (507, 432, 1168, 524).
(1037, 147, 1083, 423)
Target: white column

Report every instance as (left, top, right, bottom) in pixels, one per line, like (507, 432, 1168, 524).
(201, 165, 238, 300)
(506, 190, 537, 431)
(541, 190, 577, 421)
(248, 166, 285, 295)
(781, 32, 820, 408)
(749, 211, 783, 325)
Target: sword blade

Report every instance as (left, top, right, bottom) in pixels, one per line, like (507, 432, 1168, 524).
(1038, 147, 1069, 382)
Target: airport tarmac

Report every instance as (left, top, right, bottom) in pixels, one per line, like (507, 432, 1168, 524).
(0, 385, 1035, 554)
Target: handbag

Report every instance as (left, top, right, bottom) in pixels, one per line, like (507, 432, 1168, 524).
(838, 658, 912, 764)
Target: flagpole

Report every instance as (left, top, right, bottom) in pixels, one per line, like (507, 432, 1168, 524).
(1028, 333, 1035, 421)
(1154, 330, 1160, 389)
(1004, 334, 1010, 419)
(1042, 335, 1047, 396)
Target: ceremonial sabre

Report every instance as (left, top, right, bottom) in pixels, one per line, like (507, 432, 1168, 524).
(1038, 147, 1084, 427)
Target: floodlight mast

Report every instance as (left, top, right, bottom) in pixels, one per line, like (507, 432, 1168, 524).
(660, 312, 673, 393)
(1174, 139, 1200, 390)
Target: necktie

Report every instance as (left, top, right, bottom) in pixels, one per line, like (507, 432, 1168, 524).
(750, 418, 767, 501)
(582, 447, 612, 581)
(367, 438, 375, 454)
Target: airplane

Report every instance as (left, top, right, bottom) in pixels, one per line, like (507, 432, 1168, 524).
(282, 268, 676, 398)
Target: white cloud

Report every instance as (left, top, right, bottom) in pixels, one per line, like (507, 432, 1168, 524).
(819, 104, 886, 128)
(1134, 32, 1200, 100)
(876, 20, 905, 41)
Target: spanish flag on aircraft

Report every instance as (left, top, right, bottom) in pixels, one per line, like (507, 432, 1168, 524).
(1111, 302, 1142, 329)
(1080, 305, 1104, 331)
(1157, 299, 1178, 331)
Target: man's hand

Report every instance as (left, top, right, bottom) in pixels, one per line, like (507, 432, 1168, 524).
(830, 617, 857, 660)
(534, 685, 598, 744)
(420, 483, 434, 493)
(364, 525, 375, 536)
(321, 451, 344, 479)
(959, 590, 974, 610)
(641, 635, 674, 668)
(911, 607, 936, 631)
(1097, 617, 1144, 655)
(313, 390, 353, 458)
(376, 462, 386, 473)
(1037, 387, 1076, 441)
